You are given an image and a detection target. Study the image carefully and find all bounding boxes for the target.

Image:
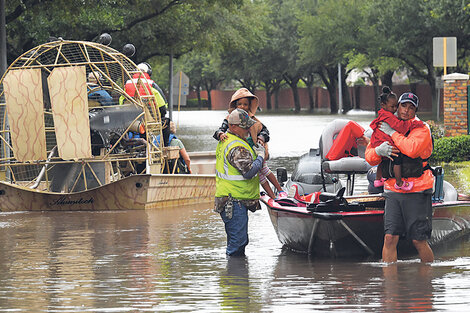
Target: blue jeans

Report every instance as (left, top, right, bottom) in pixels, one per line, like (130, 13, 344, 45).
(220, 201, 249, 256)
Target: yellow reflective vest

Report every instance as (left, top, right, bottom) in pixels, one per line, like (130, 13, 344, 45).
(215, 133, 260, 199)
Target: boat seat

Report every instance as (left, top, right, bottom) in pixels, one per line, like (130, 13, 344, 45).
(319, 119, 372, 195)
(322, 157, 371, 174)
(320, 119, 371, 174)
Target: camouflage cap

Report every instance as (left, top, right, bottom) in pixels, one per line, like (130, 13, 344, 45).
(228, 108, 256, 129)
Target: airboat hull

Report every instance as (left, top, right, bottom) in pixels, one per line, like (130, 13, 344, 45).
(0, 174, 215, 212)
(262, 195, 470, 258)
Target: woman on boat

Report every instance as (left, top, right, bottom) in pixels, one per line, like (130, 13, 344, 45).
(365, 92, 434, 263)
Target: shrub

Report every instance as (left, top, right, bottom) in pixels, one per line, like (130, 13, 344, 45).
(186, 98, 209, 108)
(431, 135, 470, 163)
(426, 120, 445, 140)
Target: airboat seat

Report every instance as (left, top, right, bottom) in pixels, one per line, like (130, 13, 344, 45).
(319, 119, 372, 195)
(88, 99, 101, 107)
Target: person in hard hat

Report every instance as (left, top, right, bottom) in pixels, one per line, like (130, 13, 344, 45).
(123, 62, 171, 146)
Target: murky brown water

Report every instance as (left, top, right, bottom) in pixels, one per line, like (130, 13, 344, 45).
(1, 111, 470, 312)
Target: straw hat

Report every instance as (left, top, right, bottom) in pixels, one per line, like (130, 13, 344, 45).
(228, 88, 259, 116)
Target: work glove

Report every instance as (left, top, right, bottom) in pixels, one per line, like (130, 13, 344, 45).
(375, 141, 393, 159)
(253, 144, 265, 159)
(379, 122, 396, 136)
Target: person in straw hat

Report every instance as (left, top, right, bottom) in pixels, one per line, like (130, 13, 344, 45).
(213, 88, 286, 199)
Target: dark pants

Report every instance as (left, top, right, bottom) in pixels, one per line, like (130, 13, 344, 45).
(161, 117, 171, 147)
(384, 189, 433, 240)
(220, 201, 249, 256)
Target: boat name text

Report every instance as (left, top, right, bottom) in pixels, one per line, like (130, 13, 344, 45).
(50, 196, 94, 206)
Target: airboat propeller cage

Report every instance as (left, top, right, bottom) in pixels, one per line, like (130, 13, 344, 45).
(0, 40, 167, 191)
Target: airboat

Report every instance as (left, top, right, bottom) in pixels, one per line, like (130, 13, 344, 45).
(0, 39, 215, 211)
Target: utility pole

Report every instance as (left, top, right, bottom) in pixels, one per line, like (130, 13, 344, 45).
(338, 63, 343, 114)
(0, 0, 7, 78)
(168, 50, 174, 120)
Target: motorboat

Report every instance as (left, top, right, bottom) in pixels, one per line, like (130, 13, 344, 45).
(262, 119, 470, 258)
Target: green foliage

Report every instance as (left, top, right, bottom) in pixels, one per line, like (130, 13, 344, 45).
(6, 0, 470, 114)
(431, 136, 470, 163)
(186, 98, 209, 108)
(5, 0, 243, 63)
(426, 120, 445, 140)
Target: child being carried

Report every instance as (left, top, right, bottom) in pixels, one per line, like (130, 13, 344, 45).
(370, 86, 423, 191)
(213, 88, 285, 199)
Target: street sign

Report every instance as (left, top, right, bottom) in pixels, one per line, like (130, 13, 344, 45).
(172, 71, 189, 95)
(172, 71, 189, 107)
(435, 77, 444, 89)
(433, 37, 457, 75)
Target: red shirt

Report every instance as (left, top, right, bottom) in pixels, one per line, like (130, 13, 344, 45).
(369, 109, 423, 148)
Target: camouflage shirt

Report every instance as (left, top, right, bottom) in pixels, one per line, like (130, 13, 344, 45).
(214, 142, 261, 213)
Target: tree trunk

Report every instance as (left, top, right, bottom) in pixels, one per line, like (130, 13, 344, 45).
(302, 75, 315, 113)
(425, 67, 437, 120)
(203, 82, 213, 110)
(292, 83, 300, 113)
(354, 86, 361, 110)
(284, 74, 301, 113)
(261, 80, 273, 110)
(207, 89, 212, 110)
(373, 80, 380, 114)
(196, 88, 202, 109)
(265, 88, 272, 110)
(319, 68, 338, 114)
(341, 70, 352, 113)
(381, 70, 394, 88)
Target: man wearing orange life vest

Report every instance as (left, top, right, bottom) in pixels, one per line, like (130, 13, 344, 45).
(365, 92, 434, 263)
(124, 62, 171, 146)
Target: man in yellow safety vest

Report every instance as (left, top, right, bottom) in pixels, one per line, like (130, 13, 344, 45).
(214, 108, 266, 256)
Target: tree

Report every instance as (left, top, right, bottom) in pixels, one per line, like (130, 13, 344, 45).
(270, 0, 304, 113)
(216, 0, 271, 95)
(368, 0, 470, 118)
(299, 0, 364, 113)
(5, 0, 243, 64)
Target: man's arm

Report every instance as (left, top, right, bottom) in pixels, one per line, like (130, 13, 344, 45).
(227, 146, 263, 179)
(365, 143, 382, 166)
(391, 125, 432, 159)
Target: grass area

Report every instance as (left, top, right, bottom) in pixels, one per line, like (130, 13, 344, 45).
(459, 161, 470, 191)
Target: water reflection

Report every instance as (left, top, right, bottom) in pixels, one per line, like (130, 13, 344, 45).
(381, 264, 434, 312)
(219, 257, 252, 311)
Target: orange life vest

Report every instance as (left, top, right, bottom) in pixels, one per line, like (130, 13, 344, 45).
(125, 72, 154, 97)
(365, 119, 434, 193)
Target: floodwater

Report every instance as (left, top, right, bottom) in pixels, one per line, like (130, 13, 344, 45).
(1, 110, 470, 312)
